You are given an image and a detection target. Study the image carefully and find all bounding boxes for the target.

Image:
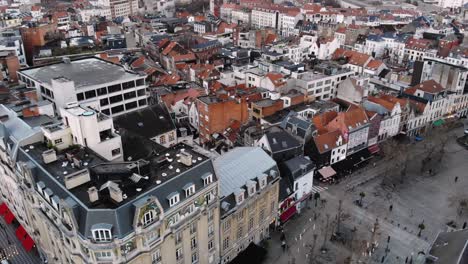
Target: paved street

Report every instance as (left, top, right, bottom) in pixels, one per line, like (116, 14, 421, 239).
(265, 127, 468, 264)
(0, 216, 41, 264)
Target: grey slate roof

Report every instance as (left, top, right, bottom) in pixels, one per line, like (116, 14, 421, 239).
(17, 144, 218, 239)
(20, 57, 142, 89)
(265, 129, 302, 154)
(214, 147, 277, 198)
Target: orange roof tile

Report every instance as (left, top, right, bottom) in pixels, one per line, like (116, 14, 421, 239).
(407, 79, 445, 94)
(314, 129, 345, 153)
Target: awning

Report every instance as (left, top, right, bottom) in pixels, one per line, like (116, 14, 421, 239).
(0, 202, 7, 215)
(368, 144, 380, 154)
(4, 210, 15, 224)
(22, 235, 35, 252)
(280, 205, 297, 223)
(433, 119, 444, 127)
(318, 166, 336, 179)
(16, 225, 27, 241)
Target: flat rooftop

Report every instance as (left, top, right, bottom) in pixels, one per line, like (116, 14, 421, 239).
(20, 57, 142, 89)
(24, 143, 209, 209)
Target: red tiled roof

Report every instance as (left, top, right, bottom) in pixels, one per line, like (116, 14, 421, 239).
(333, 48, 371, 67)
(265, 72, 286, 87)
(405, 37, 432, 51)
(335, 27, 346, 34)
(365, 59, 383, 70)
(407, 79, 445, 94)
(314, 129, 345, 153)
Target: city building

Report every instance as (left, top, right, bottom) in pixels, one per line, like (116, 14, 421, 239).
(18, 57, 148, 117)
(0, 114, 220, 264)
(214, 147, 280, 264)
(109, 0, 138, 18)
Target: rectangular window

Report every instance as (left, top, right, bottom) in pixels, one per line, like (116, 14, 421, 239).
(248, 217, 254, 231)
(110, 94, 123, 104)
(237, 225, 243, 239)
(122, 81, 136, 89)
(175, 231, 182, 244)
(137, 89, 146, 97)
(54, 138, 63, 144)
(223, 219, 231, 231)
(208, 224, 214, 237)
(169, 194, 179, 207)
(108, 84, 122, 93)
(111, 105, 124, 114)
(85, 90, 97, 99)
(136, 79, 145, 86)
(208, 209, 214, 222)
(191, 237, 197, 249)
(190, 222, 197, 235)
(100, 98, 109, 106)
(138, 99, 147, 106)
(151, 249, 162, 263)
(125, 101, 138, 110)
(191, 252, 198, 264)
(124, 91, 136, 100)
(208, 240, 214, 251)
(223, 237, 230, 250)
(176, 247, 183, 261)
(185, 185, 195, 197)
(97, 87, 107, 96)
(94, 251, 112, 260)
(112, 148, 121, 156)
(77, 93, 84, 101)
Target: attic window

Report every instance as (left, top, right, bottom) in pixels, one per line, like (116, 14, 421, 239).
(184, 183, 196, 197)
(236, 190, 245, 205)
(91, 224, 113, 243)
(168, 192, 180, 207)
(202, 173, 213, 186)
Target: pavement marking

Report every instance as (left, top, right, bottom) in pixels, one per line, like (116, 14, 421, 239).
(311, 185, 328, 194)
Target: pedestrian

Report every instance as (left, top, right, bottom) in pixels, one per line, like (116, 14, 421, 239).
(389, 204, 393, 212)
(463, 222, 467, 229)
(455, 176, 459, 182)
(281, 240, 286, 251)
(373, 162, 376, 167)
(280, 232, 286, 241)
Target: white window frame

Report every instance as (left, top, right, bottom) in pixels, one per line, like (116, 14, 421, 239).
(92, 229, 112, 242)
(169, 194, 180, 207)
(94, 251, 112, 260)
(237, 193, 244, 205)
(203, 174, 213, 186)
(151, 249, 162, 263)
(176, 247, 183, 261)
(185, 185, 195, 197)
(143, 210, 155, 226)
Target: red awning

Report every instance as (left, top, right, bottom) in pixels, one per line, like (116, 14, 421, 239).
(22, 235, 35, 252)
(0, 203, 7, 215)
(280, 205, 297, 223)
(368, 144, 380, 154)
(4, 210, 15, 224)
(16, 225, 27, 241)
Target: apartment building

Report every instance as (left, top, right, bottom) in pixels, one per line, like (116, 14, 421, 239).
(291, 68, 354, 100)
(18, 57, 148, 117)
(109, 0, 138, 18)
(0, 108, 220, 264)
(42, 104, 123, 161)
(214, 147, 280, 264)
(196, 95, 250, 144)
(0, 30, 27, 66)
(251, 6, 280, 30)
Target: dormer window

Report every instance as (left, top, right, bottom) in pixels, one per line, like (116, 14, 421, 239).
(36, 181, 45, 195)
(184, 183, 196, 197)
(249, 186, 256, 196)
(202, 173, 213, 186)
(168, 192, 180, 207)
(91, 224, 113, 243)
(143, 210, 156, 226)
(259, 174, 268, 189)
(236, 189, 245, 205)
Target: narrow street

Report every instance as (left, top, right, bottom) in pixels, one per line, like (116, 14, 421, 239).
(0, 217, 42, 264)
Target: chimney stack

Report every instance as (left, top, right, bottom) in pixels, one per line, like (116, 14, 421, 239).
(179, 150, 193, 167)
(88, 186, 99, 203)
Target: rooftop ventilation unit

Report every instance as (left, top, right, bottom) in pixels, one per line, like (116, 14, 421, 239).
(42, 149, 57, 164)
(179, 150, 193, 167)
(88, 186, 99, 203)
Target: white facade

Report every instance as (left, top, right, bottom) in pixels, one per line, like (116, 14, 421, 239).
(251, 8, 279, 30)
(231, 9, 251, 25)
(18, 58, 149, 117)
(347, 126, 369, 155)
(0, 31, 26, 65)
(378, 104, 401, 141)
(330, 136, 347, 164)
(317, 38, 340, 60)
(78, 7, 112, 22)
(280, 12, 301, 37)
